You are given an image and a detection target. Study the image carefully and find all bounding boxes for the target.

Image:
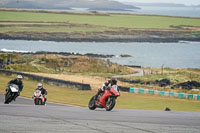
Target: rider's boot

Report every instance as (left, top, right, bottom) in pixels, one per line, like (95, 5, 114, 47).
(95, 89, 101, 100)
(95, 94, 100, 100)
(95, 91, 103, 100)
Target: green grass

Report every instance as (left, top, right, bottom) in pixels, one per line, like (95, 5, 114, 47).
(0, 73, 94, 106)
(127, 68, 200, 83)
(0, 73, 199, 112)
(5, 63, 56, 73)
(0, 24, 109, 33)
(117, 93, 200, 111)
(1, 10, 200, 29)
(192, 32, 200, 37)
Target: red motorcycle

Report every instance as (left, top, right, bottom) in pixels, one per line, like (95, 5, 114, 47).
(88, 85, 120, 111)
(32, 90, 46, 105)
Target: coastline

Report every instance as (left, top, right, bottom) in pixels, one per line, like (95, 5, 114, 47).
(1, 39, 200, 68)
(1, 9, 200, 43)
(1, 34, 200, 43)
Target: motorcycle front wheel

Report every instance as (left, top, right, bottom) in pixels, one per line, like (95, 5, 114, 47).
(4, 91, 12, 104)
(88, 96, 96, 110)
(105, 97, 116, 111)
(35, 98, 40, 105)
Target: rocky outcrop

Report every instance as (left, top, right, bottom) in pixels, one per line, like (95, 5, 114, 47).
(1, 34, 200, 43)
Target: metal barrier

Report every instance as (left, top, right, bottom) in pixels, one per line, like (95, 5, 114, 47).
(0, 69, 91, 90)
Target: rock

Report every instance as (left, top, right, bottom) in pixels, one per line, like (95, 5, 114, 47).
(120, 54, 132, 58)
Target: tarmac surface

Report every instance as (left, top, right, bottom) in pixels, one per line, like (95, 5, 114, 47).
(0, 94, 200, 133)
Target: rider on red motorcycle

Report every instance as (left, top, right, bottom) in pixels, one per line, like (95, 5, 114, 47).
(36, 83, 47, 102)
(89, 77, 120, 111)
(95, 77, 117, 100)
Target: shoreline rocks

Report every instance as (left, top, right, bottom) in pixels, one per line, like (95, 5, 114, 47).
(0, 51, 115, 58)
(120, 54, 132, 58)
(1, 34, 200, 43)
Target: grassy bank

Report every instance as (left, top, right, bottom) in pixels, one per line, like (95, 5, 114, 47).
(0, 53, 135, 77)
(121, 68, 200, 94)
(0, 73, 199, 112)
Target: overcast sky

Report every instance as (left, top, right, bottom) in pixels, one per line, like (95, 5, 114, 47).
(115, 0, 200, 5)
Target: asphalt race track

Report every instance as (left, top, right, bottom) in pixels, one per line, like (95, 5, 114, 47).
(0, 94, 200, 133)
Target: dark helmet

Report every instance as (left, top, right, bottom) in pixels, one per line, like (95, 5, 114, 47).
(111, 77, 117, 85)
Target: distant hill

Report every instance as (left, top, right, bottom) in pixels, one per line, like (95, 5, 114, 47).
(193, 5, 200, 8)
(125, 2, 187, 7)
(0, 0, 140, 11)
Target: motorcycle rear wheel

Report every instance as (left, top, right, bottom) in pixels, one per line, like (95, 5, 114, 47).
(105, 97, 116, 111)
(88, 96, 96, 110)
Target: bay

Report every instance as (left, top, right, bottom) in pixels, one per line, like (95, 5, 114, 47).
(0, 39, 200, 68)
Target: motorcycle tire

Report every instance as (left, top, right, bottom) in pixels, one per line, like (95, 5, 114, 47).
(35, 98, 39, 105)
(105, 97, 116, 111)
(88, 96, 96, 110)
(4, 91, 12, 104)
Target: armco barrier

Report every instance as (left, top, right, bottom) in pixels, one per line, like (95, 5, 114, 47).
(187, 94, 193, 99)
(154, 90, 160, 95)
(118, 86, 129, 92)
(0, 69, 91, 90)
(129, 88, 134, 93)
(138, 88, 144, 93)
(144, 89, 149, 94)
(169, 92, 174, 96)
(148, 89, 154, 94)
(129, 87, 200, 100)
(197, 95, 200, 100)
(178, 93, 184, 99)
(159, 91, 165, 96)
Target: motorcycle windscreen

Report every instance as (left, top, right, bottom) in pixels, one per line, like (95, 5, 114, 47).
(112, 85, 119, 93)
(10, 85, 19, 92)
(34, 90, 42, 97)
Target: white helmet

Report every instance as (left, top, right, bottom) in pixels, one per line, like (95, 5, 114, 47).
(37, 83, 43, 87)
(17, 75, 23, 79)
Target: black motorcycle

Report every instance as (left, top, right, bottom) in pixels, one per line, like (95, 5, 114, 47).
(4, 84, 19, 104)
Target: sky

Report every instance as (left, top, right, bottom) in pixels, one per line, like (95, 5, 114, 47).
(115, 0, 200, 5)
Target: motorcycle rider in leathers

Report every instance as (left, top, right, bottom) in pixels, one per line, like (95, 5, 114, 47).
(6, 75, 23, 101)
(35, 83, 47, 102)
(95, 77, 117, 100)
